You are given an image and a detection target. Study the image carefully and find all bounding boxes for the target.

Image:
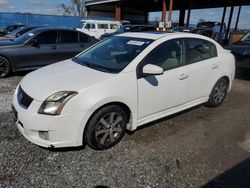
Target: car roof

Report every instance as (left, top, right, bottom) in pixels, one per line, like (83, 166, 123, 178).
(28, 27, 76, 33)
(117, 31, 214, 41)
(117, 32, 179, 40)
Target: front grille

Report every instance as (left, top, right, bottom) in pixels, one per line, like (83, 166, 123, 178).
(17, 86, 33, 109)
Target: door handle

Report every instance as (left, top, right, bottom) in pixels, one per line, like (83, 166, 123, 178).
(212, 64, 218, 69)
(51, 46, 57, 50)
(179, 73, 189, 80)
(79, 43, 85, 47)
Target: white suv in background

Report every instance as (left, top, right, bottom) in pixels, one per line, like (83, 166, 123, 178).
(76, 20, 121, 39)
(12, 32, 235, 150)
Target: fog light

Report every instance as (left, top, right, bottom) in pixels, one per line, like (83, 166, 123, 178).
(39, 131, 49, 140)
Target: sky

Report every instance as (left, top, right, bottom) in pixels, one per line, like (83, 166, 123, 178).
(0, 0, 249, 29)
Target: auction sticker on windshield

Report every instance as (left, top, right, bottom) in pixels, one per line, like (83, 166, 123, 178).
(127, 40, 145, 46)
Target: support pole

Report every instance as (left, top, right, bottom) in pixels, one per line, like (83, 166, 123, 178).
(179, 8, 185, 26)
(161, 0, 166, 23)
(234, 6, 242, 31)
(226, 6, 234, 40)
(115, 2, 121, 21)
(220, 6, 226, 33)
(186, 0, 192, 27)
(168, 0, 173, 22)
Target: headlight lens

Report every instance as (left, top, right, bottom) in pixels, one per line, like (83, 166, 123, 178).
(38, 91, 78, 115)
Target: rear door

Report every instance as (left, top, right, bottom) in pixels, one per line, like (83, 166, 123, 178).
(20, 30, 60, 68)
(185, 38, 219, 102)
(58, 30, 89, 60)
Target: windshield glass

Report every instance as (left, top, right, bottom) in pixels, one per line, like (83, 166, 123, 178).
(13, 30, 37, 43)
(241, 32, 250, 42)
(73, 36, 153, 73)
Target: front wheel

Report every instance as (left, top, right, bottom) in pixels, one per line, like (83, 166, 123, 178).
(0, 56, 11, 78)
(206, 77, 229, 108)
(85, 105, 128, 150)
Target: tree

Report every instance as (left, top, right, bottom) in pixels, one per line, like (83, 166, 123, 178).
(58, 0, 85, 17)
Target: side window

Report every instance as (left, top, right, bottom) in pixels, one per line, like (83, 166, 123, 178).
(188, 39, 217, 63)
(85, 23, 95, 29)
(79, 33, 90, 43)
(61, 31, 78, 43)
(110, 24, 119, 30)
(140, 39, 186, 71)
(98, 24, 108, 29)
(34, 31, 57, 44)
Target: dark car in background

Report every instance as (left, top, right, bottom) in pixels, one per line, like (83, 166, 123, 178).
(0, 24, 26, 36)
(0, 27, 98, 78)
(0, 26, 41, 40)
(100, 24, 156, 40)
(226, 31, 250, 69)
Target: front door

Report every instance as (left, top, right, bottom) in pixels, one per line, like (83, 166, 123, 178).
(20, 30, 59, 68)
(137, 39, 188, 120)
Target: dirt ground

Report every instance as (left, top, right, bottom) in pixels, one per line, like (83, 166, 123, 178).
(0, 70, 250, 188)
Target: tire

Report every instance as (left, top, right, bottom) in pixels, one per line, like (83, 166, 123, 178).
(0, 56, 11, 78)
(85, 105, 128, 150)
(206, 77, 229, 108)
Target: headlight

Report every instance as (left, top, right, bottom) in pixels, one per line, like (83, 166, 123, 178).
(38, 91, 78, 115)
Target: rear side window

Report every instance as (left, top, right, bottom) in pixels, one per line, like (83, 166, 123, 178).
(188, 39, 217, 63)
(98, 24, 108, 29)
(61, 31, 78, 43)
(79, 33, 89, 43)
(35, 31, 57, 44)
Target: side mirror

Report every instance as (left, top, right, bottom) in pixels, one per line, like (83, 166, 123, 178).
(29, 39, 38, 47)
(142, 64, 164, 76)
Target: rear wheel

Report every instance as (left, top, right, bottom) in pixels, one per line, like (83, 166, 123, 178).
(85, 105, 128, 150)
(0, 56, 11, 78)
(206, 77, 229, 107)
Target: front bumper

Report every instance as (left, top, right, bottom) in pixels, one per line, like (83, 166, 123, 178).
(12, 90, 91, 148)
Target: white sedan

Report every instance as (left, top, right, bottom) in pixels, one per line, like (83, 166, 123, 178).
(12, 32, 235, 150)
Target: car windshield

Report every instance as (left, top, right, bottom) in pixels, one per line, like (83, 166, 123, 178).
(73, 36, 153, 73)
(240, 32, 250, 42)
(13, 30, 37, 43)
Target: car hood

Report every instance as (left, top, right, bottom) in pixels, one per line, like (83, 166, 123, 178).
(20, 59, 115, 101)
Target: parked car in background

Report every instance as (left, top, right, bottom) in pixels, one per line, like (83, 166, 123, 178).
(171, 26, 194, 33)
(12, 32, 235, 150)
(194, 21, 226, 43)
(77, 19, 122, 39)
(226, 31, 250, 69)
(100, 24, 156, 40)
(0, 27, 98, 78)
(0, 24, 26, 36)
(0, 26, 41, 40)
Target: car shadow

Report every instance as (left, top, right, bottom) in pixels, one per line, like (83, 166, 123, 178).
(235, 68, 250, 81)
(202, 158, 250, 188)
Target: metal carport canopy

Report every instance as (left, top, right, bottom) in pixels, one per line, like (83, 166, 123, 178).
(86, 0, 250, 11)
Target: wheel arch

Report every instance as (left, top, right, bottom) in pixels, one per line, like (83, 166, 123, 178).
(81, 101, 134, 146)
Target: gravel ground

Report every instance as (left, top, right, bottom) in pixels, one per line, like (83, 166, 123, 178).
(1, 70, 250, 188)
